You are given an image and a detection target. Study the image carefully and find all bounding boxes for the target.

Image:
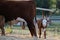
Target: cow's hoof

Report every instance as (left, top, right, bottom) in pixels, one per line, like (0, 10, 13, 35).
(33, 36, 38, 40)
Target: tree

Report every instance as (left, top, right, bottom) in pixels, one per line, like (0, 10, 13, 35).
(57, 0, 60, 9)
(35, 0, 50, 15)
(41, 0, 50, 16)
(35, 0, 43, 15)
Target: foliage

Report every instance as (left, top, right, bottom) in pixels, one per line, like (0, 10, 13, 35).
(35, 0, 50, 15)
(57, 0, 60, 9)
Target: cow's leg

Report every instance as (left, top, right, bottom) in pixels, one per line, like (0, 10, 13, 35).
(37, 20, 42, 38)
(26, 20, 38, 40)
(27, 21, 37, 36)
(22, 22, 25, 29)
(0, 27, 5, 36)
(39, 28, 41, 38)
(38, 27, 42, 38)
(44, 29, 46, 39)
(0, 16, 5, 36)
(43, 27, 46, 39)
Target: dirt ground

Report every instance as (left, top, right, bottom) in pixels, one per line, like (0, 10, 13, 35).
(0, 31, 60, 40)
(0, 34, 60, 40)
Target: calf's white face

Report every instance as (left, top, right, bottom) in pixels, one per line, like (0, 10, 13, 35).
(42, 19, 47, 27)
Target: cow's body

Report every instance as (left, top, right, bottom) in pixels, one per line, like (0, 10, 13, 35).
(0, 1, 35, 22)
(0, 0, 37, 38)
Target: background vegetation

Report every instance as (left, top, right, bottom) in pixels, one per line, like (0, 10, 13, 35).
(35, 0, 60, 15)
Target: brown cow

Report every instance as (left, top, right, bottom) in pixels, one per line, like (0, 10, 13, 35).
(0, 0, 37, 39)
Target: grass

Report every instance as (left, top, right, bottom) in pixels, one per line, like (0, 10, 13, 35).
(4, 21, 60, 35)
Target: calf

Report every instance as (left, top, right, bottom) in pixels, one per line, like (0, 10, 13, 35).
(37, 19, 47, 39)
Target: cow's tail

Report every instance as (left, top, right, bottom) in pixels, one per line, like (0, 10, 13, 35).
(34, 15, 39, 36)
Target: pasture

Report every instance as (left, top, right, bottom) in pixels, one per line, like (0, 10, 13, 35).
(0, 21, 60, 40)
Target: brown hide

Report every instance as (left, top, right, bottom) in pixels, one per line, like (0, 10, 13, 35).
(0, 1, 35, 22)
(0, 1, 37, 36)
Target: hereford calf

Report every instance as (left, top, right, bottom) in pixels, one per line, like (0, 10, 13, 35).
(37, 19, 47, 39)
